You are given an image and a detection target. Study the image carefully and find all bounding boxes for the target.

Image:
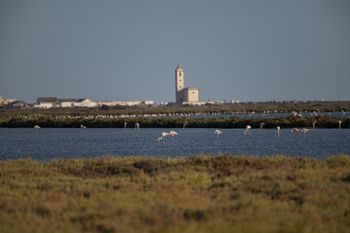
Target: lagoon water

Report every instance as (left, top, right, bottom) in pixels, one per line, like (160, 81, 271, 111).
(0, 128, 349, 160)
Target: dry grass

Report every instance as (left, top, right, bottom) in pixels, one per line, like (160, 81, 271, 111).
(0, 155, 350, 233)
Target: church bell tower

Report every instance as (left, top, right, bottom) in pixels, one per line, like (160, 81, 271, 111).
(175, 63, 184, 103)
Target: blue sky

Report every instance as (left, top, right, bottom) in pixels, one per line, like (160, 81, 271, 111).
(0, 0, 349, 103)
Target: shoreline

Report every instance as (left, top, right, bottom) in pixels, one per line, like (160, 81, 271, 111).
(1, 153, 349, 161)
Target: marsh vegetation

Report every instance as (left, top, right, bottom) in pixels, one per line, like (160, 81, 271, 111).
(1, 101, 349, 128)
(1, 155, 350, 233)
(0, 116, 349, 128)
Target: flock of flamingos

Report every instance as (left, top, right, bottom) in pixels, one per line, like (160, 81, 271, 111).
(156, 120, 343, 142)
(33, 119, 343, 143)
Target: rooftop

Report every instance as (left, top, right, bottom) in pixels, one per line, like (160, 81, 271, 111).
(175, 63, 184, 70)
(58, 98, 78, 103)
(183, 87, 199, 90)
(37, 97, 58, 103)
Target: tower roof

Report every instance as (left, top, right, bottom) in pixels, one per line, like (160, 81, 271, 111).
(176, 63, 184, 70)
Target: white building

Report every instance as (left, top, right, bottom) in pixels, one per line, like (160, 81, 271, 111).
(59, 99, 77, 108)
(175, 64, 199, 104)
(99, 100, 154, 107)
(34, 97, 97, 108)
(74, 99, 98, 108)
(0, 97, 16, 106)
(34, 97, 58, 108)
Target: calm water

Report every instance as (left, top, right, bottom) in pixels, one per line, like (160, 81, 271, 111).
(0, 128, 349, 160)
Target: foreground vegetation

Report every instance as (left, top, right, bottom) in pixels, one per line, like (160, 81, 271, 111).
(1, 155, 350, 233)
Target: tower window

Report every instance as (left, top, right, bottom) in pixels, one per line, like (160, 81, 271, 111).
(179, 72, 182, 77)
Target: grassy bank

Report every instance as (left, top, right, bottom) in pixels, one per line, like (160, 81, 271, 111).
(1, 155, 350, 233)
(0, 116, 349, 128)
(1, 101, 350, 117)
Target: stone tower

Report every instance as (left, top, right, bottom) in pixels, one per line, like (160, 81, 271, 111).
(175, 63, 184, 103)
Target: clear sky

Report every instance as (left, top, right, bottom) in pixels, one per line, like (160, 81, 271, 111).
(0, 0, 349, 103)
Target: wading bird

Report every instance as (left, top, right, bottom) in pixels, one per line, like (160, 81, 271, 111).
(214, 129, 222, 137)
(291, 128, 300, 133)
(158, 130, 178, 142)
(169, 131, 178, 137)
(339, 120, 342, 129)
(312, 120, 317, 128)
(33, 125, 40, 129)
(301, 128, 309, 134)
(244, 125, 251, 136)
(80, 124, 86, 129)
(161, 132, 169, 137)
(277, 126, 281, 136)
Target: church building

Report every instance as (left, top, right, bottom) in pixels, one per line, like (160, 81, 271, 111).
(175, 64, 199, 104)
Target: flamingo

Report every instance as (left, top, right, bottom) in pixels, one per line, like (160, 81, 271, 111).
(301, 128, 309, 134)
(169, 131, 178, 137)
(244, 125, 251, 136)
(214, 129, 222, 139)
(135, 122, 140, 129)
(80, 124, 86, 129)
(339, 120, 342, 129)
(33, 125, 40, 129)
(157, 136, 163, 142)
(312, 120, 317, 128)
(214, 129, 222, 137)
(161, 132, 170, 137)
(124, 122, 127, 128)
(277, 126, 281, 136)
(291, 128, 300, 133)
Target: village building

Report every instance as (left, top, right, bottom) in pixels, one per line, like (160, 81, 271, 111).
(58, 98, 77, 108)
(33, 97, 153, 109)
(98, 100, 154, 107)
(175, 64, 199, 104)
(8, 100, 29, 109)
(35, 97, 58, 108)
(76, 99, 98, 108)
(0, 97, 16, 106)
(34, 97, 97, 108)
